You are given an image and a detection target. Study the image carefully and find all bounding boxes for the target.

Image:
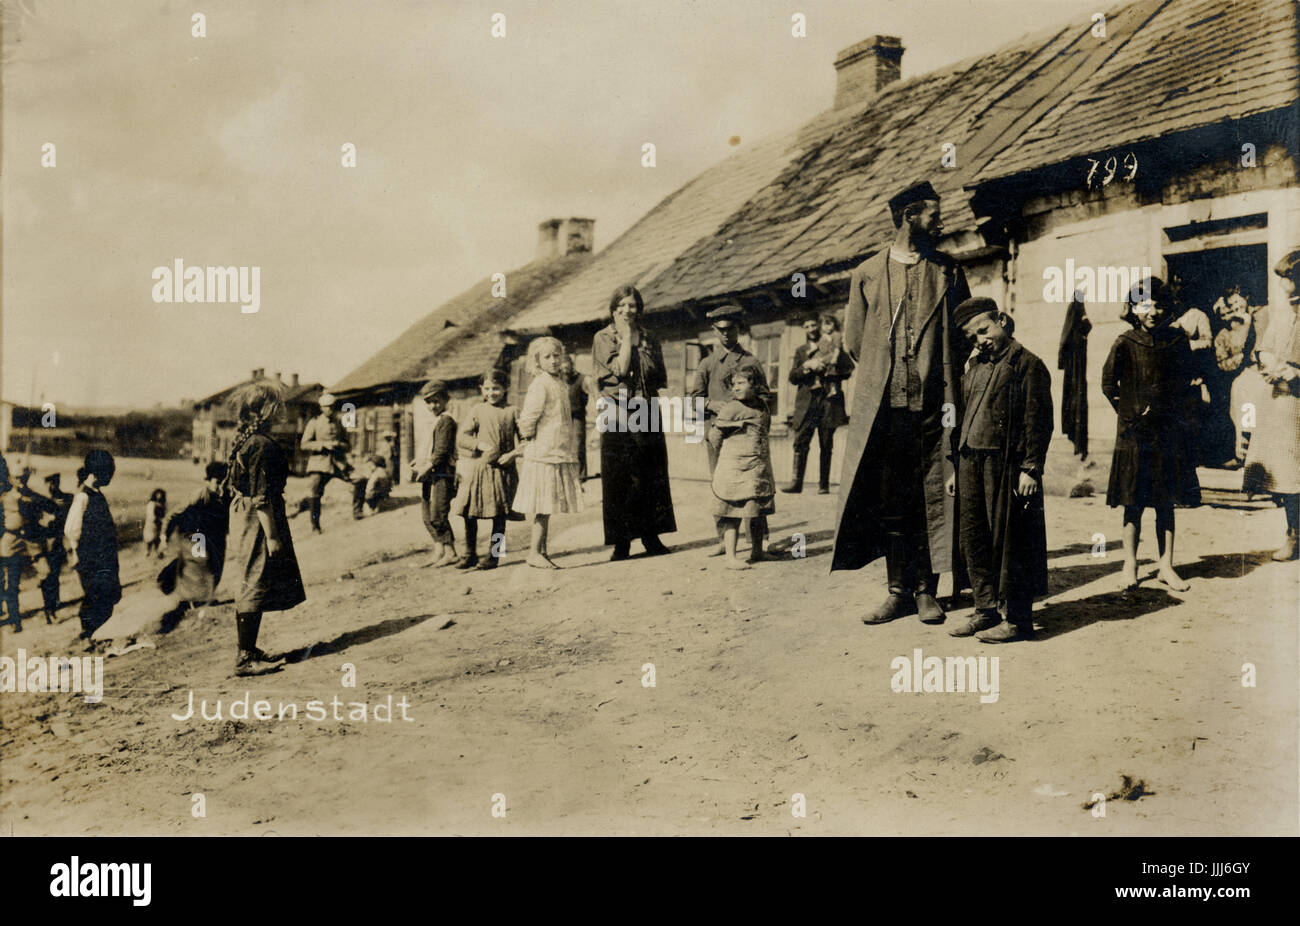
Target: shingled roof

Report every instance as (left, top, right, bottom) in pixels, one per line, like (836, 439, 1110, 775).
(330, 250, 592, 395)
(510, 0, 1297, 328)
(976, 0, 1300, 183)
(507, 114, 842, 332)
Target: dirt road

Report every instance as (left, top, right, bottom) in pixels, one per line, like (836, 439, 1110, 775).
(2, 470, 1295, 835)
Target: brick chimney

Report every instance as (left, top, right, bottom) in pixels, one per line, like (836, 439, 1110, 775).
(833, 35, 903, 110)
(290, 373, 300, 388)
(251, 368, 265, 380)
(537, 217, 595, 260)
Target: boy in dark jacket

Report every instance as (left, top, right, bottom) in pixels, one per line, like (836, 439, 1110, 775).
(411, 380, 459, 567)
(946, 298, 1053, 643)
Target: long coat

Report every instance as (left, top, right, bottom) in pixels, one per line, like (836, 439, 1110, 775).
(830, 247, 971, 572)
(957, 340, 1053, 600)
(788, 341, 853, 431)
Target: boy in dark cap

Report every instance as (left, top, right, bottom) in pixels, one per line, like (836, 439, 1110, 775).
(410, 380, 459, 567)
(945, 297, 1053, 643)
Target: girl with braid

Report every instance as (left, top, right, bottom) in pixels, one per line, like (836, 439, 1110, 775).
(223, 381, 305, 676)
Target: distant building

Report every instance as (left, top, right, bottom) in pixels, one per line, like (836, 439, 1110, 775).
(191, 370, 323, 474)
(330, 218, 595, 482)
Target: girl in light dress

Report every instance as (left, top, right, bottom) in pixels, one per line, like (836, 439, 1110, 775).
(143, 488, 167, 558)
(513, 338, 583, 569)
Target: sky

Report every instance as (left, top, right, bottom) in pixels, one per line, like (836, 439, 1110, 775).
(2, 0, 1104, 409)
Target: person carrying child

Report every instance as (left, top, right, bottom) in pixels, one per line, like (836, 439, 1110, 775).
(513, 337, 583, 568)
(1102, 276, 1201, 591)
(453, 368, 523, 569)
(945, 298, 1053, 643)
(708, 366, 776, 569)
(411, 379, 460, 567)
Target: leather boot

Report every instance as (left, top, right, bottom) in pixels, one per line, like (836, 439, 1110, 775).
(309, 497, 323, 533)
(912, 536, 945, 623)
(863, 535, 916, 624)
(818, 446, 832, 494)
(782, 448, 808, 493)
(234, 612, 282, 676)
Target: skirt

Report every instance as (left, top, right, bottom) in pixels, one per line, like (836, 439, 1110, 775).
(712, 495, 775, 519)
(513, 460, 583, 515)
(230, 496, 306, 613)
(1106, 425, 1201, 508)
(1243, 384, 1300, 495)
(600, 427, 677, 544)
(452, 458, 516, 519)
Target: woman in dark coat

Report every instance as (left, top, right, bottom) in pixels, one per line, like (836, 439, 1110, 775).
(223, 381, 305, 676)
(65, 449, 121, 639)
(1058, 291, 1091, 458)
(592, 284, 676, 560)
(1102, 276, 1200, 591)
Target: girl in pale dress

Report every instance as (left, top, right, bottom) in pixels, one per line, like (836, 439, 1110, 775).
(707, 367, 776, 569)
(1243, 249, 1300, 560)
(453, 369, 522, 570)
(513, 338, 583, 569)
(143, 489, 166, 558)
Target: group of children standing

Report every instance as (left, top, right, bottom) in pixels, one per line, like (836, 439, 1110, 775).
(411, 336, 585, 571)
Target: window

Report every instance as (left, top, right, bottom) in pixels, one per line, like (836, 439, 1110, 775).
(750, 333, 782, 417)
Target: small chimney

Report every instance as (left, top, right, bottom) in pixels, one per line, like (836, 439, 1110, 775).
(833, 35, 903, 110)
(290, 373, 300, 388)
(537, 217, 595, 260)
(251, 368, 265, 381)
(273, 371, 283, 383)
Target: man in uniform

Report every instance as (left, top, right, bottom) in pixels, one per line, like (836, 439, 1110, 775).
(690, 304, 769, 555)
(831, 179, 972, 626)
(300, 393, 353, 533)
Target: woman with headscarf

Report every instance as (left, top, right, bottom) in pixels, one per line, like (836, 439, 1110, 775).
(592, 284, 676, 560)
(1242, 249, 1300, 560)
(223, 380, 305, 675)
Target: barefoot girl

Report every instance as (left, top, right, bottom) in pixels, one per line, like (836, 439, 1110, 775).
(453, 368, 522, 569)
(707, 367, 776, 569)
(1102, 276, 1201, 590)
(513, 337, 582, 568)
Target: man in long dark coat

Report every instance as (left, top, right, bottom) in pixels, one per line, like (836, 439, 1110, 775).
(831, 180, 971, 625)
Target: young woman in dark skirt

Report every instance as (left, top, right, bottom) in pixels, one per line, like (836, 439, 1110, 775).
(223, 381, 306, 676)
(1102, 276, 1201, 591)
(592, 284, 676, 561)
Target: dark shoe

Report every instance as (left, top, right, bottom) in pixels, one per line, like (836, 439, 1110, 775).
(610, 543, 631, 562)
(781, 481, 803, 494)
(976, 620, 1033, 643)
(642, 537, 671, 556)
(1272, 530, 1298, 562)
(311, 526, 323, 534)
(948, 609, 1000, 637)
(476, 557, 499, 570)
(916, 592, 946, 624)
(817, 486, 830, 495)
(234, 650, 284, 676)
(862, 591, 915, 624)
(456, 556, 479, 570)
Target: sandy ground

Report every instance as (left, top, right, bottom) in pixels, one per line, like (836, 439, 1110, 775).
(1, 462, 1296, 836)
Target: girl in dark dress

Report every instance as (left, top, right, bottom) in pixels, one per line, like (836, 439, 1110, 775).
(223, 381, 306, 676)
(1102, 276, 1201, 591)
(592, 284, 676, 561)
